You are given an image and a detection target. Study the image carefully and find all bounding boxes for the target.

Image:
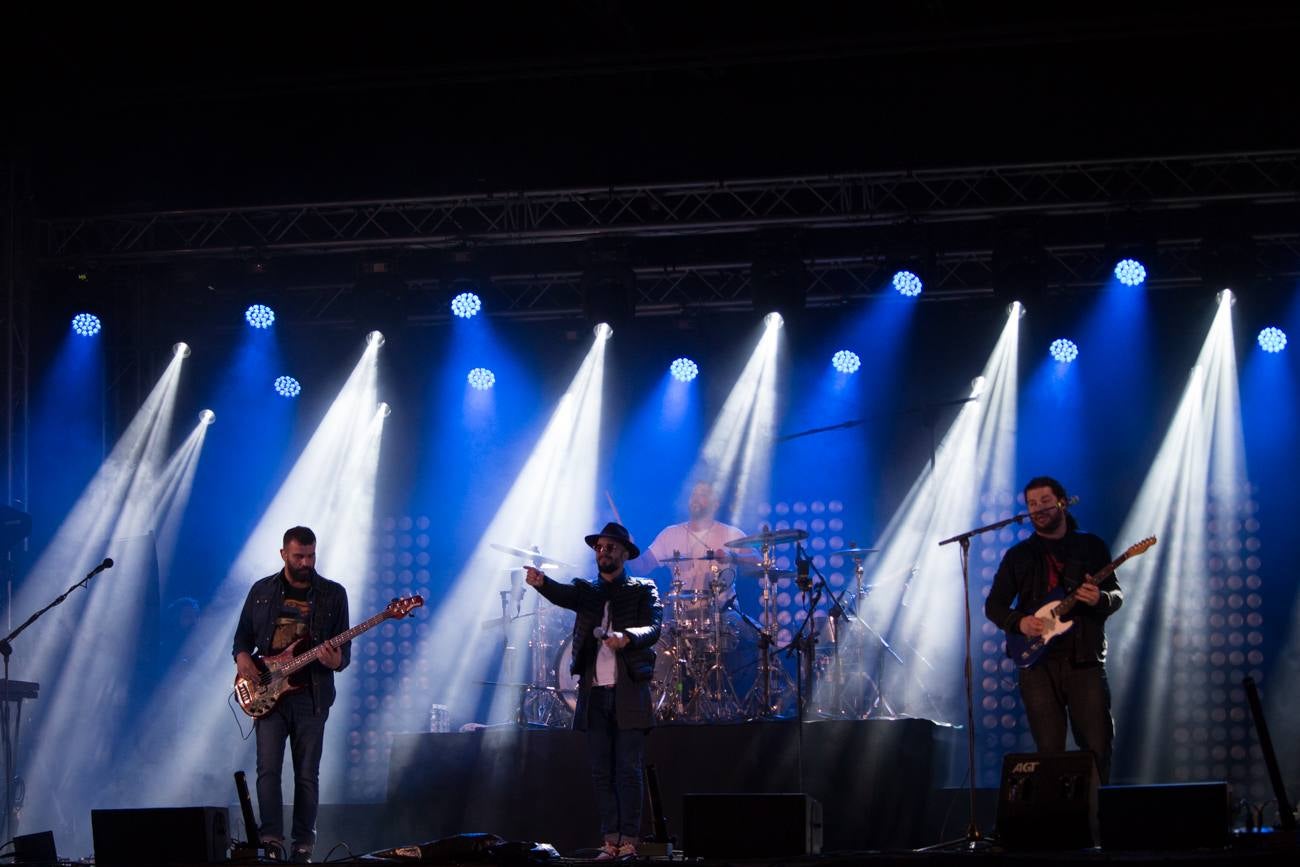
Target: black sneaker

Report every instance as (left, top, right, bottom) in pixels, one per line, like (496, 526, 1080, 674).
(291, 848, 312, 864)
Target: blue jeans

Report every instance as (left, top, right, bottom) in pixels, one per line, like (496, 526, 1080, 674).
(255, 691, 328, 851)
(1018, 656, 1114, 784)
(585, 686, 646, 842)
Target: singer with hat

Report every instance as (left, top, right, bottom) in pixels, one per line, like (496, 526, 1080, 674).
(524, 522, 662, 860)
(984, 476, 1124, 783)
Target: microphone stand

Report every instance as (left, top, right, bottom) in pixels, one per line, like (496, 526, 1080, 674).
(0, 558, 114, 841)
(918, 510, 1033, 852)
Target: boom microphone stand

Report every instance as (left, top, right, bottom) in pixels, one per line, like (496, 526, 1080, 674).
(922, 509, 1038, 851)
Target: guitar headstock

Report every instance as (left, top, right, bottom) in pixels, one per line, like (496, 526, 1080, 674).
(1126, 536, 1157, 558)
(386, 596, 425, 619)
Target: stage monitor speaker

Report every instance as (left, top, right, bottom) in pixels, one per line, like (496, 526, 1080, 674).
(682, 793, 822, 858)
(996, 751, 1099, 850)
(1099, 782, 1231, 851)
(91, 806, 230, 866)
(13, 831, 57, 864)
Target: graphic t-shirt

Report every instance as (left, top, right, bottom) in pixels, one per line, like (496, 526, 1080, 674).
(269, 575, 312, 686)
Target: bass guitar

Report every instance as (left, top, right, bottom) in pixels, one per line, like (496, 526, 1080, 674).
(1006, 537, 1155, 669)
(235, 595, 423, 717)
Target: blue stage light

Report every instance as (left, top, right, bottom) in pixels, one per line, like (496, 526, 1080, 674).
(831, 350, 861, 374)
(1114, 258, 1147, 287)
(467, 367, 496, 390)
(451, 292, 482, 319)
(669, 358, 699, 382)
(1258, 326, 1287, 353)
(1049, 338, 1079, 363)
(71, 313, 101, 336)
(274, 375, 302, 397)
(892, 270, 923, 297)
(245, 303, 275, 329)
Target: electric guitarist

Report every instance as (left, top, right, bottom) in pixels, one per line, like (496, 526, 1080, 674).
(984, 477, 1124, 784)
(232, 526, 350, 863)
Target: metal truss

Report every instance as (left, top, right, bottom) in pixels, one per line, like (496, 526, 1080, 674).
(38, 150, 1300, 263)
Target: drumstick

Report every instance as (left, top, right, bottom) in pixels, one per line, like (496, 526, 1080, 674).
(604, 490, 625, 526)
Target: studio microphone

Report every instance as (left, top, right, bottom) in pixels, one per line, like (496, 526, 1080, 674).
(796, 545, 811, 592)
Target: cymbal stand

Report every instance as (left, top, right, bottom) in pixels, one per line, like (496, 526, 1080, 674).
(661, 562, 688, 721)
(693, 562, 741, 721)
(523, 591, 570, 727)
(742, 539, 796, 718)
(845, 554, 900, 719)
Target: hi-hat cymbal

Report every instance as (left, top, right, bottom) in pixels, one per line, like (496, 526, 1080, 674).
(831, 546, 880, 557)
(489, 542, 575, 569)
(725, 528, 808, 549)
(734, 566, 797, 581)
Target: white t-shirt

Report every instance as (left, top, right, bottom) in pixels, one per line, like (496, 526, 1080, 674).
(646, 521, 748, 593)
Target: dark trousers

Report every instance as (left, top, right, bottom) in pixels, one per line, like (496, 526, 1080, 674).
(585, 686, 646, 842)
(1018, 655, 1114, 784)
(255, 691, 328, 851)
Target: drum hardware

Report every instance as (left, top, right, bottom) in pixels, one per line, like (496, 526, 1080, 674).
(727, 526, 799, 719)
(488, 541, 575, 570)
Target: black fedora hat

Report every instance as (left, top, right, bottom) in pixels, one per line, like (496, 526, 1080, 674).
(584, 521, 640, 560)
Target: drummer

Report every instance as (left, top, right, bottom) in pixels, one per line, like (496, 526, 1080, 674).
(633, 481, 749, 598)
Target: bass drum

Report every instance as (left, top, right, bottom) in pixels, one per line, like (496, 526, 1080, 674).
(553, 633, 679, 720)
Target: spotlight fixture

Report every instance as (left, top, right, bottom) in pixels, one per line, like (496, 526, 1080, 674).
(764, 312, 785, 330)
(1216, 289, 1236, 307)
(1049, 338, 1079, 363)
(593, 322, 614, 340)
(892, 270, 923, 297)
(367, 330, 386, 348)
(1257, 326, 1287, 353)
(244, 303, 276, 329)
(199, 409, 216, 425)
(1006, 301, 1026, 319)
(970, 376, 987, 398)
(831, 350, 861, 374)
(669, 358, 699, 382)
(71, 313, 101, 337)
(450, 292, 482, 319)
(173, 342, 191, 358)
(1113, 258, 1147, 287)
(467, 367, 496, 390)
(378, 402, 392, 418)
(274, 375, 302, 398)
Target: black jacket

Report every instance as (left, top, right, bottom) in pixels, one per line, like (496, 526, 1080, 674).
(537, 570, 662, 730)
(232, 570, 351, 712)
(984, 530, 1123, 664)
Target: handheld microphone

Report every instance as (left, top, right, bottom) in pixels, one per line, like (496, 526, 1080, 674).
(593, 625, 608, 640)
(92, 557, 114, 575)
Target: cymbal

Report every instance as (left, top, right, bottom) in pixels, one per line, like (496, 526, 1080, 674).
(664, 590, 711, 601)
(661, 552, 715, 563)
(724, 528, 808, 549)
(831, 546, 879, 557)
(489, 542, 575, 569)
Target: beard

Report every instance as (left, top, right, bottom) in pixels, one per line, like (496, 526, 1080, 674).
(1032, 508, 1065, 535)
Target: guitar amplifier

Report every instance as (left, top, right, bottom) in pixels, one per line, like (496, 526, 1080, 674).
(996, 752, 1099, 850)
(91, 806, 230, 866)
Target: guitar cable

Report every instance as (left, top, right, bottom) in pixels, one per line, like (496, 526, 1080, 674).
(228, 690, 256, 740)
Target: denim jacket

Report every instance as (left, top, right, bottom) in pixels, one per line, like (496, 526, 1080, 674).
(232, 570, 351, 712)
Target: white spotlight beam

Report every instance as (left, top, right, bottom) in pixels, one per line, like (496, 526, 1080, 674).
(857, 310, 1021, 720)
(692, 323, 781, 525)
(151, 420, 211, 595)
(417, 335, 607, 725)
(14, 352, 187, 843)
(134, 342, 386, 806)
(1109, 297, 1247, 782)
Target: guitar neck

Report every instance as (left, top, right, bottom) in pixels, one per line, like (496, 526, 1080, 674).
(281, 610, 390, 676)
(1053, 550, 1131, 618)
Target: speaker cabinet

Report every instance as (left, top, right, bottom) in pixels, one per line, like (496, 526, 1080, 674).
(1099, 782, 1231, 850)
(91, 806, 230, 866)
(682, 793, 822, 858)
(996, 751, 1099, 850)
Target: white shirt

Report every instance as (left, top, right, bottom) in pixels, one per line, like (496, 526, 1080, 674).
(646, 521, 747, 594)
(594, 601, 617, 686)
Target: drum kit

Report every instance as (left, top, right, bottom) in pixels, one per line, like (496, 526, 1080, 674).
(483, 530, 905, 726)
